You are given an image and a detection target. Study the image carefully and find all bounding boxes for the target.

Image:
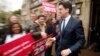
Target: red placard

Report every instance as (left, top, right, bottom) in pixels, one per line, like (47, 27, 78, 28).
(42, 2, 57, 14)
(0, 33, 34, 56)
(32, 35, 53, 56)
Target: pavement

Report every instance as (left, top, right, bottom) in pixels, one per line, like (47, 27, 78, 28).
(79, 48, 100, 56)
(52, 46, 100, 56)
(51, 44, 100, 56)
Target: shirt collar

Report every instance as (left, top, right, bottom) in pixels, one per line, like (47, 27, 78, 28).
(64, 15, 71, 21)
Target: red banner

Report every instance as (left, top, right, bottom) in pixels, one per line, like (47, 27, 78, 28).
(0, 33, 34, 56)
(42, 2, 56, 14)
(32, 35, 53, 56)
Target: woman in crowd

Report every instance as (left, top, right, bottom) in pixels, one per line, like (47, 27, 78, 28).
(0, 23, 35, 56)
(45, 17, 57, 56)
(0, 15, 20, 44)
(0, 23, 26, 44)
(46, 17, 57, 37)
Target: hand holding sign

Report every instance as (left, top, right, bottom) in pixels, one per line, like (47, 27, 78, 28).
(41, 32, 47, 38)
(46, 38, 54, 47)
(32, 35, 53, 56)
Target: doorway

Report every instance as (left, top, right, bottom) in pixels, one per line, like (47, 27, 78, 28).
(89, 0, 100, 51)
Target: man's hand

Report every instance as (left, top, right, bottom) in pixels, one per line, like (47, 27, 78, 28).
(46, 38, 55, 47)
(61, 49, 71, 56)
(41, 32, 47, 38)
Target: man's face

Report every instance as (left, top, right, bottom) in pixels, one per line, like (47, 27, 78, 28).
(58, 5, 69, 18)
(38, 17, 45, 25)
(31, 14, 37, 21)
(10, 16, 18, 23)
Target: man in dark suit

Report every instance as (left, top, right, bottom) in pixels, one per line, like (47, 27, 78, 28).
(46, 1, 85, 56)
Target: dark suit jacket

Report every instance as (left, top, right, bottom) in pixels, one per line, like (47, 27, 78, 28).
(56, 16, 85, 56)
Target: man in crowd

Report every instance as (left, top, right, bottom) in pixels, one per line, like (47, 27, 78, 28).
(31, 13, 37, 22)
(46, 1, 85, 56)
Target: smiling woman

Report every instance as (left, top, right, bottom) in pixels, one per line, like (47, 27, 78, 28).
(4, 23, 25, 43)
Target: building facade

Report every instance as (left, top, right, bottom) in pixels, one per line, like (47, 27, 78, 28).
(21, 0, 31, 28)
(74, 0, 91, 46)
(21, 0, 100, 46)
(30, 0, 57, 15)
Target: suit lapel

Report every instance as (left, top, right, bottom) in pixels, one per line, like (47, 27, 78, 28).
(62, 17, 73, 34)
(59, 20, 62, 32)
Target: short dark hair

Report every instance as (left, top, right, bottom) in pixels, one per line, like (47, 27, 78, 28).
(59, 1, 72, 14)
(37, 15, 45, 19)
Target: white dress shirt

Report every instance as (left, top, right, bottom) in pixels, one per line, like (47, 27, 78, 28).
(53, 14, 71, 40)
(61, 15, 71, 31)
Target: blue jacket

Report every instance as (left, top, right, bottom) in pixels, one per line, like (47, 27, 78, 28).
(56, 16, 85, 56)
